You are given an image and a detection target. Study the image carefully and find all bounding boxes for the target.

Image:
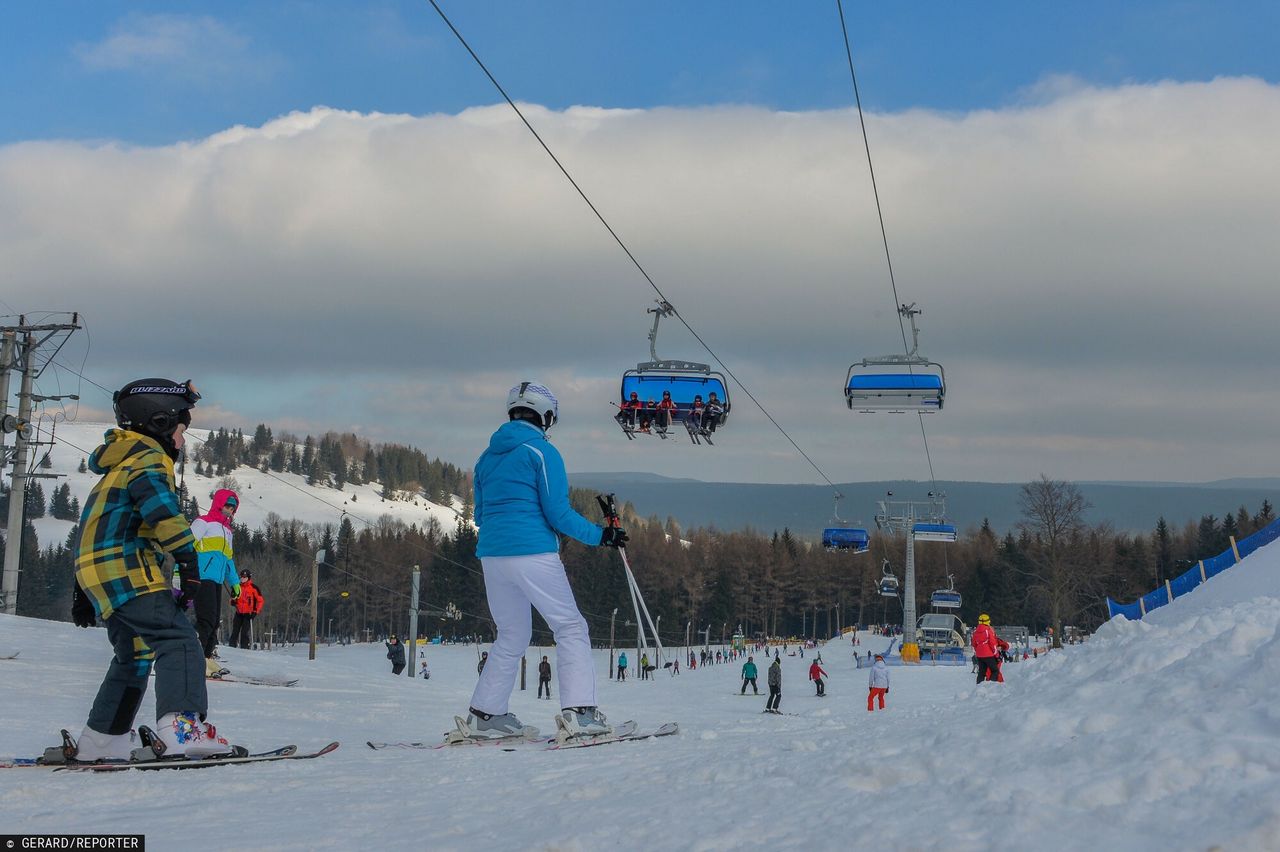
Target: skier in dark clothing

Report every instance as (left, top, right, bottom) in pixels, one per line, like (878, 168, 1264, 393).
(538, 656, 552, 699)
(765, 658, 782, 713)
(477, 650, 488, 676)
(386, 636, 406, 675)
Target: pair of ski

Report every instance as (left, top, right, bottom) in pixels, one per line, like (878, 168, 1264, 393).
(369, 719, 678, 752)
(0, 651, 19, 660)
(209, 673, 299, 687)
(1, 728, 338, 771)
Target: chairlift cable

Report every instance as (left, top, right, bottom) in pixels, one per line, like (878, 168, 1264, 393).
(424, 0, 843, 495)
(835, 0, 941, 491)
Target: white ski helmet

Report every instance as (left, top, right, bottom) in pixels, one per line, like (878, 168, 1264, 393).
(507, 381, 559, 429)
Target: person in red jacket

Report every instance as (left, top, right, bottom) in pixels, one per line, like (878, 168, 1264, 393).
(994, 636, 1010, 683)
(808, 660, 828, 696)
(971, 614, 1000, 685)
(228, 570, 264, 650)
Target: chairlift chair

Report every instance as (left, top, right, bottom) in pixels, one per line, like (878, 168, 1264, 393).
(617, 301, 729, 445)
(912, 522, 958, 543)
(930, 574, 962, 609)
(845, 304, 946, 413)
(822, 494, 869, 553)
(879, 560, 900, 597)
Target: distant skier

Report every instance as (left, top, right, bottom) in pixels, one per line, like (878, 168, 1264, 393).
(189, 488, 241, 677)
(972, 614, 1000, 685)
(867, 654, 890, 711)
(538, 656, 552, 699)
(741, 656, 759, 695)
(640, 652, 650, 681)
(228, 569, 263, 650)
(617, 651, 628, 681)
(386, 636, 406, 675)
(456, 381, 626, 741)
(477, 650, 488, 675)
(70, 378, 233, 759)
(420, 661, 431, 680)
(809, 660, 828, 696)
(765, 657, 782, 714)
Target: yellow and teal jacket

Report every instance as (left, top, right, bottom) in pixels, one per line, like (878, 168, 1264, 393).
(191, 488, 240, 594)
(75, 429, 195, 620)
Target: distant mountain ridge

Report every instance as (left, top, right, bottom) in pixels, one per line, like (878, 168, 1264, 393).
(571, 473, 1279, 537)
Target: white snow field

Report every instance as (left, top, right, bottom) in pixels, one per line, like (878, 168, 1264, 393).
(2, 537, 1279, 851)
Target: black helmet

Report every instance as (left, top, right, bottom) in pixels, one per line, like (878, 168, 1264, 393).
(114, 378, 200, 448)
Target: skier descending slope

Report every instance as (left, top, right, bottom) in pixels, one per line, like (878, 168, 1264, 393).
(453, 381, 629, 743)
(71, 379, 235, 760)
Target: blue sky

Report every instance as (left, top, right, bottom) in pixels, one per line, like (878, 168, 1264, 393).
(4, 1, 1277, 145)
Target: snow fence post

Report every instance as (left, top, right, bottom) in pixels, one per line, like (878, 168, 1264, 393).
(1165, 580, 1174, 603)
(1229, 536, 1241, 563)
(1199, 561, 1207, 583)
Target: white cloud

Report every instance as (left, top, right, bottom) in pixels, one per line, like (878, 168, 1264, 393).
(73, 13, 261, 80)
(2, 78, 1278, 484)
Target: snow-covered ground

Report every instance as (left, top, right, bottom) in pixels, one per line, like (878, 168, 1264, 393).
(2, 535, 1280, 850)
(27, 421, 466, 552)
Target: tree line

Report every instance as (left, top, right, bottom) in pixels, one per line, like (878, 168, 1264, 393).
(3, 427, 1274, 651)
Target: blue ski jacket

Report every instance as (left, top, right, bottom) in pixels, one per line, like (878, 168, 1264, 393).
(474, 421, 603, 558)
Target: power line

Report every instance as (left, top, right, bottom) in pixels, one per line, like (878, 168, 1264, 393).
(422, 0, 844, 495)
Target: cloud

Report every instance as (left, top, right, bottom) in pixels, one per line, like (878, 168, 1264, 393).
(73, 13, 266, 81)
(1, 78, 1278, 485)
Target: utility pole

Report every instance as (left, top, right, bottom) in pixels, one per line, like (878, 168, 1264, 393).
(1, 315, 80, 616)
(309, 549, 325, 660)
(406, 565, 420, 678)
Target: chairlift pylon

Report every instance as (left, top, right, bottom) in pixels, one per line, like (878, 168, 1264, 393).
(845, 303, 946, 413)
(616, 300, 729, 446)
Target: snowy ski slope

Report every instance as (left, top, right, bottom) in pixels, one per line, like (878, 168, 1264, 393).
(2, 533, 1279, 850)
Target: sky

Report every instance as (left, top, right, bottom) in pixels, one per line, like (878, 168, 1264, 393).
(2, 1, 1279, 488)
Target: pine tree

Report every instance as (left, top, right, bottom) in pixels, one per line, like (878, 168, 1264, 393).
(25, 482, 46, 518)
(1154, 517, 1173, 585)
(77, 457, 87, 474)
(269, 443, 287, 473)
(39, 452, 52, 469)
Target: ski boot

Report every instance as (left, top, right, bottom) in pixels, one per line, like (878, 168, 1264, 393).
(556, 706, 611, 742)
(147, 712, 238, 759)
(71, 727, 138, 762)
(205, 657, 229, 679)
(443, 709, 539, 745)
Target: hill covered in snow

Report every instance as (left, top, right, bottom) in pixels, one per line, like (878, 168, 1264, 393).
(21, 421, 470, 552)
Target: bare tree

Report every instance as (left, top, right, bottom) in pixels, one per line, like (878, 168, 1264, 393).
(1016, 475, 1093, 647)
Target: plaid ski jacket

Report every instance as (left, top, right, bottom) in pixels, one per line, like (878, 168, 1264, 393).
(75, 429, 196, 620)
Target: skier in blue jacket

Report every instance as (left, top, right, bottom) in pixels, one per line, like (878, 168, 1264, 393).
(456, 381, 628, 742)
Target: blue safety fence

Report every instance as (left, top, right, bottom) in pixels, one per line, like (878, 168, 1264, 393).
(1106, 516, 1280, 620)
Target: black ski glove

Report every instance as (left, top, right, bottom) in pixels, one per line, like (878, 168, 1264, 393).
(174, 549, 201, 609)
(600, 526, 629, 548)
(72, 581, 96, 628)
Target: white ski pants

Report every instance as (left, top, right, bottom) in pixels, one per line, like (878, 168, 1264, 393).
(470, 552, 595, 715)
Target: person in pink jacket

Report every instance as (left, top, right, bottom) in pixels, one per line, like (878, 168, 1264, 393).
(971, 614, 1000, 685)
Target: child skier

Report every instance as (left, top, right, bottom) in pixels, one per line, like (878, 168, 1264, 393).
(386, 636, 406, 674)
(228, 569, 262, 650)
(455, 381, 627, 742)
(70, 378, 234, 760)
(190, 488, 241, 678)
(867, 653, 890, 711)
